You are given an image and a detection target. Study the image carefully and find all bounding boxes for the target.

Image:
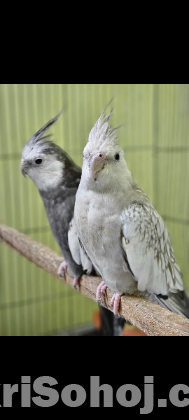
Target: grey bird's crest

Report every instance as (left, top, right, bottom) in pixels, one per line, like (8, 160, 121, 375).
(22, 109, 64, 159)
(28, 108, 63, 144)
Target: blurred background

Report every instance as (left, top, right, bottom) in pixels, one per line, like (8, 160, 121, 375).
(0, 84, 188, 336)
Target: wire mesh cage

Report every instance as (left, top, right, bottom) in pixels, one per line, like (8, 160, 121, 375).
(0, 84, 189, 336)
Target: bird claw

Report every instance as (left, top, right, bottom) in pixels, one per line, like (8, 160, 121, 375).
(96, 281, 107, 302)
(73, 277, 80, 290)
(58, 263, 80, 289)
(111, 293, 121, 315)
(58, 261, 67, 277)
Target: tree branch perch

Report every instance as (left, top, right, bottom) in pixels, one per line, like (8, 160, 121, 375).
(0, 223, 189, 336)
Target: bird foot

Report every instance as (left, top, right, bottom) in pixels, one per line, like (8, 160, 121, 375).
(73, 277, 80, 290)
(111, 293, 122, 315)
(96, 281, 107, 302)
(58, 261, 67, 277)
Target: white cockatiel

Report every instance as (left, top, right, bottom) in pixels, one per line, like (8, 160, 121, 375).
(74, 101, 189, 317)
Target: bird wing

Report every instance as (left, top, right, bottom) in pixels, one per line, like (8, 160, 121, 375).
(68, 218, 81, 266)
(68, 218, 93, 274)
(121, 203, 184, 296)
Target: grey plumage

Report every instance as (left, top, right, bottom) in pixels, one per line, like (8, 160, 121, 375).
(40, 169, 83, 280)
(148, 291, 189, 318)
(21, 111, 125, 335)
(21, 111, 83, 281)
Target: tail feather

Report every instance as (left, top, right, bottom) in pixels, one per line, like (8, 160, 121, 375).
(149, 291, 189, 319)
(99, 306, 125, 336)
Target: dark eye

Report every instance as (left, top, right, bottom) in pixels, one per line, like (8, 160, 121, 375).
(115, 153, 120, 161)
(35, 159, 42, 165)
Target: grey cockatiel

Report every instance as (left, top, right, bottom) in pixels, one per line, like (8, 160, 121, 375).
(21, 111, 124, 335)
(74, 101, 189, 318)
(21, 111, 90, 286)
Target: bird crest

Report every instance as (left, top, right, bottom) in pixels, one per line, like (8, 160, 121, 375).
(22, 109, 64, 157)
(88, 98, 121, 149)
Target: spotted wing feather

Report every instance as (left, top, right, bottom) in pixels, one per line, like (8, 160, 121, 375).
(121, 203, 184, 296)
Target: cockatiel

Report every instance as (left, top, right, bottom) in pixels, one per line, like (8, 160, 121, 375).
(21, 111, 125, 335)
(21, 111, 91, 286)
(74, 100, 189, 318)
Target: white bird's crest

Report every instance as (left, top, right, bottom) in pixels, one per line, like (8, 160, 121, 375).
(88, 98, 121, 149)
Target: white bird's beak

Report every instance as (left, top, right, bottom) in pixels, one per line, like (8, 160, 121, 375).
(90, 154, 105, 180)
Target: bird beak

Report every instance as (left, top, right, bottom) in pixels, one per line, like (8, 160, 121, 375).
(21, 159, 27, 177)
(90, 154, 105, 180)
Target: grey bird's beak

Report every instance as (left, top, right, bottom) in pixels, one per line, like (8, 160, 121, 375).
(90, 154, 105, 180)
(21, 159, 27, 177)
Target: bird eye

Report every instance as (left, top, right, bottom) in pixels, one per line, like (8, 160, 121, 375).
(115, 153, 120, 161)
(35, 159, 42, 165)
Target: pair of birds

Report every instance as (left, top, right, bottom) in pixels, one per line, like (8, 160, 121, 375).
(21, 102, 189, 334)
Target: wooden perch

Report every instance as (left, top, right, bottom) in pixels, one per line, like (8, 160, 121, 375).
(0, 223, 189, 336)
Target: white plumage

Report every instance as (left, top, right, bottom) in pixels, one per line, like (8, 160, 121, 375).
(68, 218, 93, 274)
(74, 100, 189, 316)
(121, 203, 183, 295)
